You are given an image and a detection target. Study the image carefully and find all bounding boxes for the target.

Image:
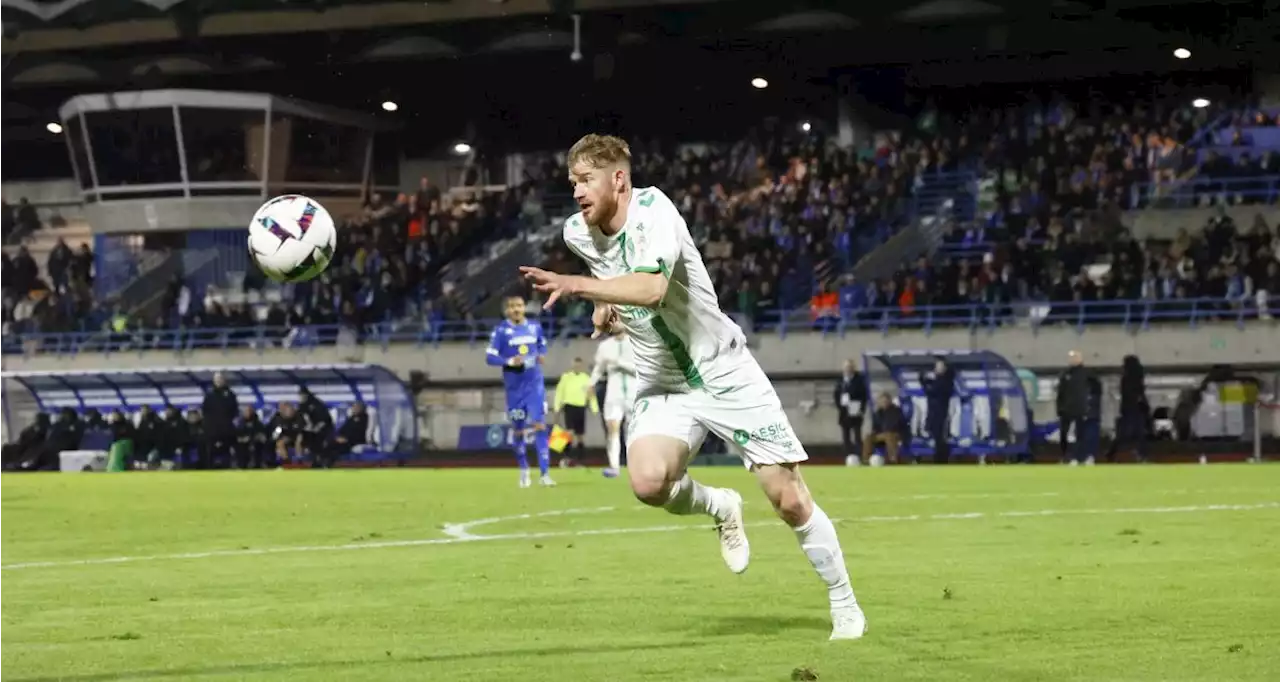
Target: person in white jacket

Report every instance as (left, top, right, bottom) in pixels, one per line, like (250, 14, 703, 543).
(590, 331, 636, 478)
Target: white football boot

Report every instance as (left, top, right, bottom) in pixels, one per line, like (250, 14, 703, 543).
(829, 604, 868, 641)
(715, 489, 750, 574)
(519, 471, 532, 489)
(539, 474, 557, 487)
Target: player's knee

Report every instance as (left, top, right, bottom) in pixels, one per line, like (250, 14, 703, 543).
(629, 474, 670, 507)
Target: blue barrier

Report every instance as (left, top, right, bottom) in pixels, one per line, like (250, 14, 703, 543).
(3, 297, 1273, 357)
(1130, 174, 1280, 209)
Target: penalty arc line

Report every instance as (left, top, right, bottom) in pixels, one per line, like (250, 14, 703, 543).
(2, 502, 1277, 572)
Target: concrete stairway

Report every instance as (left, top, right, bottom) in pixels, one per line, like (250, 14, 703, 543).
(2, 219, 93, 287)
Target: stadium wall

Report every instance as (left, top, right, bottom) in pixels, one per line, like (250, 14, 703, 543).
(3, 324, 1274, 380)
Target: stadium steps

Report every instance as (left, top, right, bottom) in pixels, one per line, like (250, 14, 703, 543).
(444, 220, 563, 318)
(2, 219, 93, 288)
(846, 170, 975, 280)
(781, 169, 975, 316)
(124, 249, 220, 322)
(850, 199, 951, 282)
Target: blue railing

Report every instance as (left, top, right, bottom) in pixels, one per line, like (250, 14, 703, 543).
(1130, 174, 1280, 209)
(3, 297, 1274, 357)
(1187, 110, 1235, 148)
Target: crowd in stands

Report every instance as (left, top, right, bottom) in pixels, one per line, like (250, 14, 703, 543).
(2, 198, 43, 244)
(809, 207, 1280, 329)
(538, 98, 1277, 331)
(2, 239, 97, 337)
(134, 178, 543, 339)
(4, 97, 1279, 346)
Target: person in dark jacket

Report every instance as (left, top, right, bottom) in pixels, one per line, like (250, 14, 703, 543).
(107, 410, 135, 464)
(153, 406, 189, 468)
(3, 413, 49, 470)
(133, 405, 162, 463)
(201, 372, 238, 469)
(81, 408, 107, 433)
(1056, 350, 1102, 464)
(234, 405, 271, 469)
(184, 409, 206, 468)
(1107, 355, 1149, 463)
(296, 388, 336, 468)
(26, 408, 84, 471)
(268, 402, 304, 464)
(834, 359, 870, 458)
(862, 393, 905, 464)
(920, 358, 957, 464)
(333, 402, 371, 464)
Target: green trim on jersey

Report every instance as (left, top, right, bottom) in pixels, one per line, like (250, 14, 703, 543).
(651, 316, 704, 388)
(633, 259, 669, 278)
(617, 232, 633, 271)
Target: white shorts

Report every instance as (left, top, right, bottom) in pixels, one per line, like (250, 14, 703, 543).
(603, 396, 630, 423)
(626, 358, 808, 469)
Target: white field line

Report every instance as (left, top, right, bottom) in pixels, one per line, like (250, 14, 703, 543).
(2, 502, 1277, 572)
(821, 487, 1273, 503)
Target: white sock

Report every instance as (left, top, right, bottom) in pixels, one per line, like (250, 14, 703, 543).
(663, 474, 728, 520)
(794, 504, 858, 610)
(606, 429, 621, 470)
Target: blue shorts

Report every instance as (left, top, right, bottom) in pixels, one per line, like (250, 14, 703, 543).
(505, 390, 546, 431)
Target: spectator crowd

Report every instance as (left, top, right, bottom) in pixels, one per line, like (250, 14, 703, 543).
(5, 96, 1280, 348)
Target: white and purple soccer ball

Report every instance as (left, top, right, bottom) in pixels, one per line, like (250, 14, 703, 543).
(247, 194, 336, 283)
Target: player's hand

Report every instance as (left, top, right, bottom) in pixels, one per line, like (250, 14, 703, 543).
(592, 303, 620, 339)
(507, 356, 525, 368)
(519, 266, 579, 309)
(536, 355, 545, 365)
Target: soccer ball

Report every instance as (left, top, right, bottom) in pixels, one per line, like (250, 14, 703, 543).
(247, 195, 336, 283)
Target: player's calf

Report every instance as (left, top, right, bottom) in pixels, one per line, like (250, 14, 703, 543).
(761, 470, 814, 527)
(755, 463, 864, 638)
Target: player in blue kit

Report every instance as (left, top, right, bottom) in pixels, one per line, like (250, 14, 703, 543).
(486, 295, 556, 488)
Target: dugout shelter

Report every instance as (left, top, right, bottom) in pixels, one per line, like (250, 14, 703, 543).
(863, 349, 1031, 459)
(1, 363, 416, 462)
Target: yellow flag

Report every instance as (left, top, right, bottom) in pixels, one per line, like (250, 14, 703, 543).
(548, 426, 572, 453)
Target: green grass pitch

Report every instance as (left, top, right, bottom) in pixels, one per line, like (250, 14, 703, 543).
(3, 465, 1279, 681)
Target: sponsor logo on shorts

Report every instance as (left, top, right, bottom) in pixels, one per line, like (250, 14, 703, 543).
(734, 422, 796, 451)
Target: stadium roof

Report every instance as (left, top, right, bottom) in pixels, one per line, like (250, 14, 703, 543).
(3, 0, 1270, 56)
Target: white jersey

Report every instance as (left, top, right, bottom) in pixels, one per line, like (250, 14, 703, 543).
(563, 186, 747, 396)
(590, 335, 637, 408)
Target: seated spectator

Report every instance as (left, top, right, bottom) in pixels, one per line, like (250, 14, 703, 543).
(2, 413, 49, 471)
(862, 393, 905, 465)
(334, 403, 371, 460)
(809, 282, 839, 329)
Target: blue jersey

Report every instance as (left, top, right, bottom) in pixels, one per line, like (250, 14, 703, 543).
(486, 319, 548, 426)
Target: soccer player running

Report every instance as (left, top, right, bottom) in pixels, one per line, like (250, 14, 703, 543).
(520, 134, 866, 640)
(485, 295, 555, 488)
(590, 330, 637, 478)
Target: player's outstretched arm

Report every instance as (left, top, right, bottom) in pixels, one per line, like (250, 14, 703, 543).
(520, 267, 667, 309)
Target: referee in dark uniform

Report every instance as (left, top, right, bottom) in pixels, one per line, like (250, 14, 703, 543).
(554, 357, 598, 468)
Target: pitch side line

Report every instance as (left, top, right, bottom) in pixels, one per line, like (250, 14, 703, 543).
(3, 502, 1277, 571)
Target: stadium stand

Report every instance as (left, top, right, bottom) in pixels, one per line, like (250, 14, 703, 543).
(5, 95, 1279, 353)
